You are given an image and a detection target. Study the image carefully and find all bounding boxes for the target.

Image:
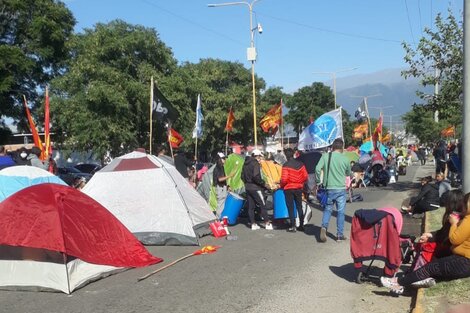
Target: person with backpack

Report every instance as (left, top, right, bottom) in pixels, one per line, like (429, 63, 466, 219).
(280, 148, 308, 233)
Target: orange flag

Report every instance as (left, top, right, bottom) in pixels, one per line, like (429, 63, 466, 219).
(354, 123, 368, 134)
(22, 95, 44, 152)
(373, 114, 383, 143)
(168, 128, 184, 148)
(381, 133, 391, 143)
(260, 102, 282, 133)
(441, 126, 455, 137)
(225, 107, 235, 132)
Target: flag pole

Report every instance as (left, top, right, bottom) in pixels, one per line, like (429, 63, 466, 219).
(149, 76, 154, 154)
(167, 123, 174, 160)
(280, 98, 284, 150)
(225, 131, 229, 155)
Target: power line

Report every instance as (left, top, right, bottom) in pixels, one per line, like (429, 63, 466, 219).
(137, 0, 245, 47)
(256, 11, 403, 44)
(417, 0, 424, 37)
(404, 0, 416, 45)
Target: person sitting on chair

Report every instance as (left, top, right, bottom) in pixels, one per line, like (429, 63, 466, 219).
(401, 176, 440, 216)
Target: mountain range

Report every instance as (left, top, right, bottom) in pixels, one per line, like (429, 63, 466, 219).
(323, 68, 433, 124)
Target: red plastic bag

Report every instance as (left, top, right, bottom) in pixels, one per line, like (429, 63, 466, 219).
(210, 221, 227, 238)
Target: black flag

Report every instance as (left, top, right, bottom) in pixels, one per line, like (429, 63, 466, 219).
(153, 86, 178, 122)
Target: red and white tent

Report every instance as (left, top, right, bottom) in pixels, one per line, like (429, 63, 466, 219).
(83, 151, 215, 245)
(0, 184, 161, 294)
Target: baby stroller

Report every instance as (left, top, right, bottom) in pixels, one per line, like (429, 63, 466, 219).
(351, 207, 415, 284)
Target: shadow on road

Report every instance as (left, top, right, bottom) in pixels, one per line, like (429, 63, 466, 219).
(329, 263, 358, 283)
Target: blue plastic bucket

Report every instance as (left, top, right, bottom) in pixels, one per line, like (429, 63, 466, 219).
(221, 192, 245, 225)
(273, 189, 297, 219)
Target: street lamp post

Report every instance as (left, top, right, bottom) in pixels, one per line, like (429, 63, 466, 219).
(313, 67, 358, 109)
(208, 1, 261, 146)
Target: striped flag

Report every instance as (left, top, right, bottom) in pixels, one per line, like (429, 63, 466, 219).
(22, 95, 44, 152)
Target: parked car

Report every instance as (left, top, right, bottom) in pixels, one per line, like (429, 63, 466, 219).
(74, 163, 102, 175)
(57, 167, 92, 186)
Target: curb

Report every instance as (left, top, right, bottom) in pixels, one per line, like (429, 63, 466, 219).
(411, 201, 430, 313)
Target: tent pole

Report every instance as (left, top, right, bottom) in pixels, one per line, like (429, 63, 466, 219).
(149, 76, 154, 154)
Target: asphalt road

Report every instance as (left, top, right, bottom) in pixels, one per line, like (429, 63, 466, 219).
(0, 164, 432, 313)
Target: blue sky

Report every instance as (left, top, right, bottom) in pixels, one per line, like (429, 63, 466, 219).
(65, 0, 462, 93)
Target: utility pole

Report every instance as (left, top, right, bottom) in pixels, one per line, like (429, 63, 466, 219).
(463, 0, 470, 193)
(313, 67, 358, 109)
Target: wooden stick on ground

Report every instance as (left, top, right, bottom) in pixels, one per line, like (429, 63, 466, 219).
(137, 253, 194, 282)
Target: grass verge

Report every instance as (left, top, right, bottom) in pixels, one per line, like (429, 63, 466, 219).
(422, 208, 470, 313)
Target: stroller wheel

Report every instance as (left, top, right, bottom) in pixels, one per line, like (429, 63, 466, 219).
(356, 271, 366, 284)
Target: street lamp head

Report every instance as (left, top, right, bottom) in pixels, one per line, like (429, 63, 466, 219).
(257, 23, 263, 34)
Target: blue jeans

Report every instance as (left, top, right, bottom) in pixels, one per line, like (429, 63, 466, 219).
(321, 189, 346, 236)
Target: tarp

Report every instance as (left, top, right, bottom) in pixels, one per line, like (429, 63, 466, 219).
(260, 160, 282, 189)
(0, 183, 160, 293)
(83, 151, 216, 246)
(0, 166, 67, 202)
(359, 141, 388, 158)
(224, 153, 245, 193)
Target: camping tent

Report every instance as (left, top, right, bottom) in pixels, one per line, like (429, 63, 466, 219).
(359, 141, 388, 158)
(83, 151, 216, 246)
(0, 184, 161, 294)
(0, 166, 67, 202)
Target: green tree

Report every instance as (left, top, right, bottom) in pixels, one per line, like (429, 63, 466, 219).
(284, 82, 335, 137)
(167, 59, 266, 154)
(0, 0, 75, 122)
(51, 20, 177, 159)
(402, 106, 446, 143)
(402, 10, 463, 120)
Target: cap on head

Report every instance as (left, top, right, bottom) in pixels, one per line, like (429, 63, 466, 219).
(252, 149, 262, 157)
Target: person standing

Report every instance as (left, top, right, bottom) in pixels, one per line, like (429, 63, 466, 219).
(174, 149, 194, 179)
(241, 149, 273, 230)
(315, 138, 351, 242)
(27, 146, 48, 170)
(212, 152, 234, 216)
(433, 140, 447, 174)
(281, 148, 308, 232)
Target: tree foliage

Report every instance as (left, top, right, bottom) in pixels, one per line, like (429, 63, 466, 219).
(167, 59, 266, 154)
(402, 10, 463, 120)
(0, 0, 75, 123)
(402, 106, 447, 143)
(284, 82, 335, 136)
(51, 20, 176, 159)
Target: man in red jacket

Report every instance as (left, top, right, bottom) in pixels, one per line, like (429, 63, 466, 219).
(281, 148, 308, 232)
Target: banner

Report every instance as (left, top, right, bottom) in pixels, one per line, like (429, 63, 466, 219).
(153, 86, 178, 122)
(192, 94, 203, 139)
(260, 102, 282, 133)
(168, 128, 184, 148)
(441, 126, 455, 137)
(298, 108, 343, 151)
(354, 99, 368, 122)
(225, 107, 235, 132)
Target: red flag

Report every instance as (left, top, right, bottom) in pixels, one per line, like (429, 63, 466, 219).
(225, 107, 235, 132)
(260, 102, 282, 133)
(44, 87, 51, 159)
(441, 126, 455, 137)
(168, 128, 184, 148)
(373, 114, 383, 143)
(22, 95, 44, 152)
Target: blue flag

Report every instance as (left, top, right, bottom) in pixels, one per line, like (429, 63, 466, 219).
(298, 108, 343, 151)
(192, 94, 203, 139)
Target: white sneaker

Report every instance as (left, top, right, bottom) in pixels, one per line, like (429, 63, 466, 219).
(251, 224, 261, 230)
(265, 223, 273, 230)
(411, 278, 436, 288)
(380, 276, 404, 295)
